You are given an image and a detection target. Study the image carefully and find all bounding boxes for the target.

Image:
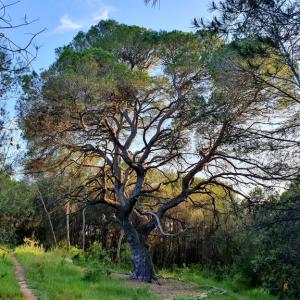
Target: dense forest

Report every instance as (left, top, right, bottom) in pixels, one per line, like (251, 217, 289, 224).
(1, 0, 300, 299)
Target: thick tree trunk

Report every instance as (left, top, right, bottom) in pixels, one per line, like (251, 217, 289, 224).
(118, 215, 156, 282)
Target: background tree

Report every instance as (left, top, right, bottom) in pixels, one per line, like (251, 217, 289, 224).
(151, 182, 239, 269)
(33, 173, 119, 250)
(19, 20, 299, 282)
(195, 0, 300, 150)
(0, 170, 36, 244)
(235, 182, 300, 298)
(0, 0, 43, 172)
(198, 0, 300, 89)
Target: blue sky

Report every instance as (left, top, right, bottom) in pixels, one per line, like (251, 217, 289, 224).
(8, 0, 212, 71)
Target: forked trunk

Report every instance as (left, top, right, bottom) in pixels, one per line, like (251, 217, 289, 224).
(118, 215, 156, 282)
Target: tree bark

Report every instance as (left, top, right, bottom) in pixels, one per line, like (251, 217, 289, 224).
(118, 215, 156, 282)
(36, 185, 57, 247)
(116, 229, 124, 264)
(66, 201, 71, 250)
(82, 206, 87, 251)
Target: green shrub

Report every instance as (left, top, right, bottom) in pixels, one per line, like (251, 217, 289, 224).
(86, 241, 112, 264)
(119, 243, 131, 267)
(52, 244, 84, 261)
(237, 183, 300, 299)
(82, 261, 112, 281)
(15, 237, 44, 255)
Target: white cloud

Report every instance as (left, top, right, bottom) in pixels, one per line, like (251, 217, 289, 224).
(77, 0, 104, 8)
(85, 0, 97, 7)
(55, 15, 83, 32)
(92, 8, 110, 22)
(54, 5, 114, 34)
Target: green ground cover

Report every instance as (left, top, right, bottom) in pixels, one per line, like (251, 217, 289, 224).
(0, 243, 277, 300)
(0, 246, 23, 300)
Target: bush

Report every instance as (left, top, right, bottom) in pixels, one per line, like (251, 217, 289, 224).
(82, 260, 112, 281)
(0, 245, 10, 255)
(237, 183, 300, 299)
(85, 241, 112, 264)
(15, 237, 44, 255)
(119, 243, 131, 267)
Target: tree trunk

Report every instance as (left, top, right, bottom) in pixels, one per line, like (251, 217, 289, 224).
(36, 185, 57, 247)
(82, 206, 87, 251)
(116, 229, 124, 264)
(66, 181, 72, 250)
(66, 201, 71, 250)
(118, 216, 156, 282)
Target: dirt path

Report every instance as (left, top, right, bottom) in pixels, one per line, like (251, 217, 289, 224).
(113, 273, 209, 299)
(10, 256, 38, 300)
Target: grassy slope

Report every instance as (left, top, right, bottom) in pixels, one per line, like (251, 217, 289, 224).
(0, 247, 23, 300)
(13, 245, 277, 300)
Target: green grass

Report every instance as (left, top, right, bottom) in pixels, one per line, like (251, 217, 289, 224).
(14, 245, 161, 300)
(0, 246, 23, 300)
(159, 267, 278, 300)
(9, 242, 278, 300)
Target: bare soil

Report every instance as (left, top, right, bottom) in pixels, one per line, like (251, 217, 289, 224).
(113, 272, 208, 299)
(11, 256, 38, 300)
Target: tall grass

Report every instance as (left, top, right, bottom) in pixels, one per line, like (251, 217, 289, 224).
(0, 246, 23, 300)
(14, 242, 160, 300)
(11, 240, 279, 300)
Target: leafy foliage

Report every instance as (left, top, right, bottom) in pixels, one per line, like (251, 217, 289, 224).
(0, 172, 36, 244)
(234, 183, 300, 299)
(18, 18, 300, 282)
